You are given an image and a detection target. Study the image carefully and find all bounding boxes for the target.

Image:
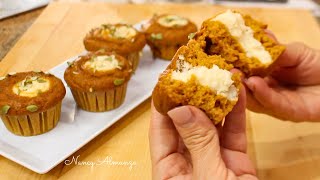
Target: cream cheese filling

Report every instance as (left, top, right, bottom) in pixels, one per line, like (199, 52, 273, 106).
(84, 55, 121, 72)
(212, 10, 272, 64)
(101, 25, 136, 39)
(13, 76, 50, 97)
(172, 59, 237, 101)
(157, 15, 188, 27)
(113, 25, 136, 39)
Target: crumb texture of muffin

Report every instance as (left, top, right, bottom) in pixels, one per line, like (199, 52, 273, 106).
(64, 51, 132, 112)
(196, 10, 285, 76)
(84, 24, 146, 71)
(153, 47, 241, 124)
(0, 71, 66, 136)
(144, 14, 197, 60)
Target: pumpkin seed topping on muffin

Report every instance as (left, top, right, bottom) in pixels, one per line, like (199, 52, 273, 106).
(1, 105, 10, 115)
(26, 105, 38, 112)
(113, 78, 125, 86)
(150, 33, 163, 40)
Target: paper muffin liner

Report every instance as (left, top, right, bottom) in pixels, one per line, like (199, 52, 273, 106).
(150, 44, 178, 60)
(70, 83, 128, 112)
(126, 51, 140, 72)
(0, 102, 62, 136)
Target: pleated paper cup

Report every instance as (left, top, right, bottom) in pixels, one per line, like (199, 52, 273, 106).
(126, 51, 140, 72)
(70, 83, 128, 112)
(0, 102, 62, 136)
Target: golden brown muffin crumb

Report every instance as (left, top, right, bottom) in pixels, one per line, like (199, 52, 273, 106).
(196, 11, 285, 76)
(153, 45, 241, 124)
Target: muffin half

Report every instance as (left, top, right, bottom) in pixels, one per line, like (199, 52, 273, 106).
(84, 24, 146, 71)
(152, 46, 241, 124)
(144, 14, 197, 60)
(64, 51, 132, 112)
(0, 71, 66, 136)
(195, 10, 285, 76)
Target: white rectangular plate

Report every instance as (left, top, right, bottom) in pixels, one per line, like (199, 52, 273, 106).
(0, 0, 49, 20)
(0, 47, 170, 174)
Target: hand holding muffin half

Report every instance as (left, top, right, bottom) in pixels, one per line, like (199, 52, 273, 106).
(153, 42, 241, 124)
(152, 10, 285, 124)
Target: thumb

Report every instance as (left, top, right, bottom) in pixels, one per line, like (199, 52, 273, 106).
(168, 106, 226, 176)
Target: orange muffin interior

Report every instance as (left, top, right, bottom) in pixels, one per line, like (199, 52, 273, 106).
(195, 10, 285, 76)
(153, 45, 241, 124)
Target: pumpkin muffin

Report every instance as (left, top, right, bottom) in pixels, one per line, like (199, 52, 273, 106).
(194, 10, 285, 77)
(83, 23, 146, 71)
(0, 71, 66, 136)
(152, 45, 241, 124)
(64, 51, 132, 112)
(143, 14, 197, 60)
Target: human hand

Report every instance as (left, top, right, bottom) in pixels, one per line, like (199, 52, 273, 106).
(245, 42, 320, 122)
(149, 87, 257, 180)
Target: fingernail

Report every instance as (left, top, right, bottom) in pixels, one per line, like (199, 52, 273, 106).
(244, 78, 255, 91)
(168, 106, 194, 127)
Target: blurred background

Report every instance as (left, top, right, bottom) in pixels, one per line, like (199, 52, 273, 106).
(0, 0, 319, 60)
(1, 0, 319, 20)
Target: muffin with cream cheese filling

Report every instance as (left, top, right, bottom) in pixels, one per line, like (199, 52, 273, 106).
(0, 71, 66, 136)
(144, 14, 197, 60)
(84, 23, 146, 71)
(64, 51, 132, 112)
(152, 45, 241, 124)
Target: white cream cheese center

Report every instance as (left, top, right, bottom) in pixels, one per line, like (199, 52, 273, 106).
(84, 55, 121, 72)
(157, 15, 188, 27)
(113, 26, 137, 39)
(172, 60, 237, 101)
(212, 10, 272, 64)
(13, 77, 50, 97)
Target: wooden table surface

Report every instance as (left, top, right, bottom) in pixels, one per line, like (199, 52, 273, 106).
(1, 2, 320, 180)
(0, 8, 44, 61)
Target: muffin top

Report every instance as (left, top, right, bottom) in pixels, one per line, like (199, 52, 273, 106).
(64, 51, 132, 92)
(143, 14, 197, 46)
(0, 71, 66, 116)
(84, 23, 146, 54)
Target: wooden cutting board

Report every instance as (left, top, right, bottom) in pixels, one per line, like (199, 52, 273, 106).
(1, 2, 320, 179)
